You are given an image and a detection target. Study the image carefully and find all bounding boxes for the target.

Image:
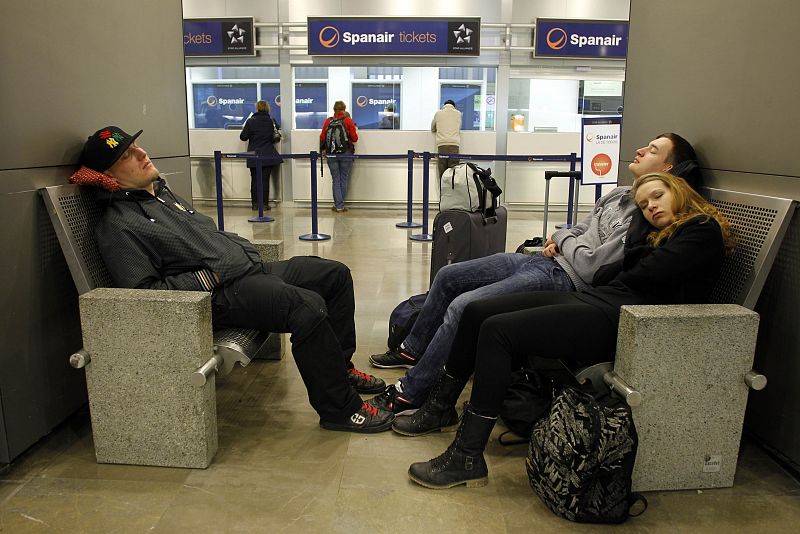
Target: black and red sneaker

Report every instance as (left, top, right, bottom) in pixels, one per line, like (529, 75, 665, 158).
(369, 348, 419, 369)
(347, 367, 386, 394)
(366, 384, 420, 415)
(320, 402, 394, 433)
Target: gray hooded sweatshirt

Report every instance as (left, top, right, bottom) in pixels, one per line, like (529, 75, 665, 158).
(551, 186, 635, 291)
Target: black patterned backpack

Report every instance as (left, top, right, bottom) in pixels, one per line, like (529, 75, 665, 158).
(526, 385, 646, 524)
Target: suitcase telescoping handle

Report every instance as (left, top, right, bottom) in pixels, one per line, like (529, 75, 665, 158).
(543, 171, 581, 239)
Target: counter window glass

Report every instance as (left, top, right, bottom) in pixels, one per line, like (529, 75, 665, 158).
(191, 83, 256, 129)
(351, 83, 401, 130)
(508, 78, 624, 133)
(186, 66, 280, 129)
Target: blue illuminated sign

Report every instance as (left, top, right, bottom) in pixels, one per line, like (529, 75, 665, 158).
(308, 17, 480, 56)
(192, 84, 257, 129)
(184, 18, 255, 57)
(534, 19, 628, 59)
(295, 83, 328, 130)
(352, 84, 401, 129)
(260, 83, 282, 125)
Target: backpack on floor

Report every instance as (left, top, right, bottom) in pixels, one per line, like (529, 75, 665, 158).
(526, 385, 646, 524)
(387, 293, 428, 351)
(325, 117, 350, 154)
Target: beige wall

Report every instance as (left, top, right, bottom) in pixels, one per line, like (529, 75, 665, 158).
(0, 0, 190, 463)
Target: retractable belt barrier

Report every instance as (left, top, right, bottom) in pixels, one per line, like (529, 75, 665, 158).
(212, 149, 598, 242)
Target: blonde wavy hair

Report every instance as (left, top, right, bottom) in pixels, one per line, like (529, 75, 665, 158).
(631, 172, 736, 255)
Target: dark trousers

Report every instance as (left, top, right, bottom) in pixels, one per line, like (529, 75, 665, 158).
(211, 257, 361, 422)
(437, 144, 460, 178)
(445, 291, 617, 417)
(250, 165, 276, 206)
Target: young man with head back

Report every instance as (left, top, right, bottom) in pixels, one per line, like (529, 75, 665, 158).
(70, 126, 392, 434)
(369, 133, 702, 434)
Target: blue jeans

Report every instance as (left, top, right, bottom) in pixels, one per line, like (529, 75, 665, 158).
(398, 252, 574, 403)
(327, 155, 353, 210)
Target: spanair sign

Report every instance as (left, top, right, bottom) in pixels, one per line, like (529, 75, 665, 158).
(308, 17, 480, 56)
(534, 18, 628, 59)
(581, 117, 622, 185)
(184, 18, 255, 57)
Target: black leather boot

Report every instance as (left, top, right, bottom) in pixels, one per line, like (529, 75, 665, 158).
(408, 404, 497, 489)
(392, 370, 467, 436)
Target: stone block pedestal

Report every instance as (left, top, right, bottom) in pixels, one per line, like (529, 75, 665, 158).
(79, 288, 217, 468)
(614, 304, 760, 491)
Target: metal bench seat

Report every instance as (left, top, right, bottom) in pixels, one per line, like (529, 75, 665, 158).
(523, 185, 796, 491)
(40, 184, 281, 382)
(39, 183, 284, 468)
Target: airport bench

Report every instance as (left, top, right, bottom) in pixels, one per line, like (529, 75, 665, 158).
(40, 184, 283, 468)
(559, 187, 796, 491)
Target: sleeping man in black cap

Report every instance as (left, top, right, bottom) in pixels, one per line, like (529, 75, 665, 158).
(70, 126, 393, 434)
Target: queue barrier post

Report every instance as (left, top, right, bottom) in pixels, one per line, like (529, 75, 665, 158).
(214, 150, 225, 231)
(248, 155, 274, 223)
(299, 151, 331, 241)
(396, 149, 422, 229)
(410, 151, 434, 242)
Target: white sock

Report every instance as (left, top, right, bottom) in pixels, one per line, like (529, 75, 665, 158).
(394, 380, 404, 394)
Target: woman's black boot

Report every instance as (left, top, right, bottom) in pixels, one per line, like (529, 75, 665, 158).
(392, 370, 467, 436)
(408, 404, 497, 489)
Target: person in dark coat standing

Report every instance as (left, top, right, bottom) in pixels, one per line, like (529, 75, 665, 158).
(240, 100, 283, 210)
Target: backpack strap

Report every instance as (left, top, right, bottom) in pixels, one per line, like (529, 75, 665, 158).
(628, 493, 648, 517)
(466, 163, 503, 223)
(497, 430, 529, 446)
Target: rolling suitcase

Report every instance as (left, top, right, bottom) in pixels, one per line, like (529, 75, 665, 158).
(429, 206, 508, 285)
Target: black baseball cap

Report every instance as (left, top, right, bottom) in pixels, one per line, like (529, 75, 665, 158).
(79, 126, 142, 172)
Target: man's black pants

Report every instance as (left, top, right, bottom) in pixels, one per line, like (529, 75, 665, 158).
(212, 256, 362, 422)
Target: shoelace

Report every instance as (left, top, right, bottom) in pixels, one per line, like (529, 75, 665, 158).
(361, 402, 378, 417)
(349, 368, 374, 382)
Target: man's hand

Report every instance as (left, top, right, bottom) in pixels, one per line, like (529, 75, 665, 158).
(542, 237, 559, 258)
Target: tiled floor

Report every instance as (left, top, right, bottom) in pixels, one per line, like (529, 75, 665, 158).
(2, 203, 799, 533)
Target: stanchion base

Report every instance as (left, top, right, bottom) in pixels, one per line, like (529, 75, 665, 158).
(409, 233, 434, 242)
(299, 233, 331, 241)
(555, 223, 574, 229)
(396, 221, 423, 228)
(248, 215, 275, 223)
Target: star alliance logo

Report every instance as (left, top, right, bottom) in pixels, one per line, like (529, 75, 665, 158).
(452, 24, 473, 44)
(227, 24, 246, 44)
(447, 20, 480, 55)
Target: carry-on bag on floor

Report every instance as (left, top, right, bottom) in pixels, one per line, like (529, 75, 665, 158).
(429, 206, 508, 285)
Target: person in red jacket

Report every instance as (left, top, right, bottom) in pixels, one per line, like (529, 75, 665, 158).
(320, 101, 358, 212)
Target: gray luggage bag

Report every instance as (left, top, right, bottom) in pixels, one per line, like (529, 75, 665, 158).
(429, 206, 508, 286)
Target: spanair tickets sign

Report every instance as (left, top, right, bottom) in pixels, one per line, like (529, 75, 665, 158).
(308, 17, 480, 56)
(184, 18, 255, 57)
(581, 117, 622, 185)
(534, 19, 628, 59)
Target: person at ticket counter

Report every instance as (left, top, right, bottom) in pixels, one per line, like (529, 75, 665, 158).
(320, 101, 359, 212)
(240, 100, 283, 211)
(431, 100, 462, 178)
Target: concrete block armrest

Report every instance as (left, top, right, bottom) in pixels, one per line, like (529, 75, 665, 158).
(252, 239, 284, 263)
(77, 287, 214, 369)
(614, 304, 763, 396)
(619, 303, 759, 320)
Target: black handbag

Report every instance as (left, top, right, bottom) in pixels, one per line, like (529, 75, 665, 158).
(272, 119, 282, 143)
